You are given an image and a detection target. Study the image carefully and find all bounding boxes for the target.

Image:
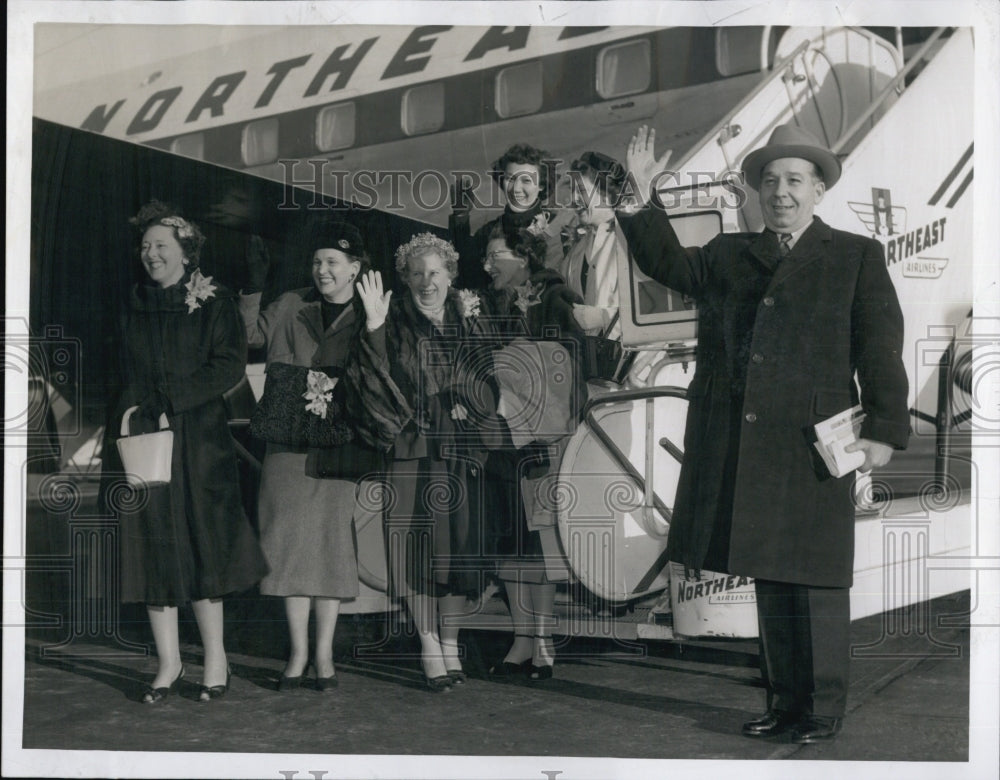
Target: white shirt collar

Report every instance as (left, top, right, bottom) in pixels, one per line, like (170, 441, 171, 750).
(781, 218, 814, 250)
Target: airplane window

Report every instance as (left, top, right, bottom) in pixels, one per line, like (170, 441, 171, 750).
(716, 27, 767, 77)
(241, 117, 279, 166)
(315, 103, 356, 152)
(401, 82, 445, 136)
(496, 61, 543, 118)
(170, 133, 205, 160)
(596, 39, 651, 99)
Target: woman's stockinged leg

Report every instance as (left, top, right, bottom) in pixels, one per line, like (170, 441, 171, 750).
(192, 597, 228, 688)
(313, 597, 341, 679)
(146, 605, 182, 690)
(502, 577, 535, 664)
(438, 593, 467, 676)
(407, 593, 448, 682)
(529, 582, 557, 672)
(282, 596, 311, 679)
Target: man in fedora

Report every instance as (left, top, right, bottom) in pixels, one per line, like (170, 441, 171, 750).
(615, 124, 909, 743)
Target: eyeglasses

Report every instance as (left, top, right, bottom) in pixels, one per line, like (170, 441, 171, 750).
(484, 250, 517, 264)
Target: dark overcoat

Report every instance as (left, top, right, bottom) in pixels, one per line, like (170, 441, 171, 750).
(109, 275, 268, 604)
(617, 206, 909, 587)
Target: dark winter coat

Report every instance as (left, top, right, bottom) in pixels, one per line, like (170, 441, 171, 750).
(617, 206, 909, 587)
(483, 269, 586, 536)
(108, 273, 268, 603)
(356, 288, 498, 460)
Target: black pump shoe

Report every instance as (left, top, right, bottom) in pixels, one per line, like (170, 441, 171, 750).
(488, 658, 531, 678)
(528, 634, 555, 681)
(199, 667, 231, 701)
(142, 666, 185, 704)
(315, 665, 338, 691)
(488, 634, 533, 679)
(527, 663, 553, 681)
(277, 673, 303, 692)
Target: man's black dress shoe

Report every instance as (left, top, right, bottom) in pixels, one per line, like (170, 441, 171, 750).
(741, 710, 800, 737)
(791, 716, 842, 743)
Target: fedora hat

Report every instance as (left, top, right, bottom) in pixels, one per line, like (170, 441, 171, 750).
(742, 124, 842, 190)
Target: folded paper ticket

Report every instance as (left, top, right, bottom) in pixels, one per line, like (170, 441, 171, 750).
(813, 404, 867, 478)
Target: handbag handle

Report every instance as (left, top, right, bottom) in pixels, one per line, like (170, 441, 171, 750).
(121, 405, 170, 436)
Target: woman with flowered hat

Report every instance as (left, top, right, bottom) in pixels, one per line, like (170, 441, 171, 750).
(240, 219, 379, 692)
(353, 232, 497, 692)
(107, 200, 268, 704)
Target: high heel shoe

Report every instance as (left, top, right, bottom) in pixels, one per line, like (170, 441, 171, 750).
(424, 674, 453, 693)
(199, 666, 231, 701)
(528, 634, 554, 682)
(315, 665, 338, 691)
(421, 653, 453, 693)
(527, 663, 553, 681)
(277, 673, 303, 692)
(142, 665, 184, 704)
(488, 633, 532, 679)
(488, 658, 531, 678)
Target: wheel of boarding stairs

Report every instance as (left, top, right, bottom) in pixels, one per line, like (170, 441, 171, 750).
(556, 389, 689, 603)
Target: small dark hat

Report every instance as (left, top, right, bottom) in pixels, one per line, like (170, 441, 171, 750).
(310, 220, 366, 257)
(742, 124, 842, 190)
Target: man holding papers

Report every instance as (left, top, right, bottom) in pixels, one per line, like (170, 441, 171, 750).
(616, 124, 909, 743)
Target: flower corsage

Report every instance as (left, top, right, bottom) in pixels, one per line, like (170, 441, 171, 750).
(303, 370, 339, 419)
(456, 288, 481, 319)
(526, 211, 550, 236)
(184, 269, 217, 313)
(512, 280, 544, 314)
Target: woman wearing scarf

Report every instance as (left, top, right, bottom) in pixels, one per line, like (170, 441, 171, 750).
(450, 143, 567, 289)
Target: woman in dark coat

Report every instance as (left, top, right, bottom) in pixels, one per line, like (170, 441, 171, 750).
(480, 224, 586, 680)
(109, 201, 268, 703)
(353, 233, 495, 691)
(239, 221, 372, 691)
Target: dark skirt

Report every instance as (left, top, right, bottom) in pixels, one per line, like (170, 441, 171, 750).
(484, 448, 544, 561)
(117, 409, 268, 606)
(485, 446, 569, 583)
(384, 456, 485, 599)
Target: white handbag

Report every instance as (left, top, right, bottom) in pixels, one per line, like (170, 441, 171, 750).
(116, 405, 174, 487)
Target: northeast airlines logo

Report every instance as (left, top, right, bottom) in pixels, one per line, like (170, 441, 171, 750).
(847, 143, 972, 280)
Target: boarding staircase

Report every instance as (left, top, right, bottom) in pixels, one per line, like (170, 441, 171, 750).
(549, 27, 974, 641)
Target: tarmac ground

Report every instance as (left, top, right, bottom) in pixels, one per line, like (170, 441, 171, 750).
(17, 590, 970, 766)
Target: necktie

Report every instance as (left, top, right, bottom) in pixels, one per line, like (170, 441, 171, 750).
(579, 229, 596, 297)
(778, 233, 792, 257)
